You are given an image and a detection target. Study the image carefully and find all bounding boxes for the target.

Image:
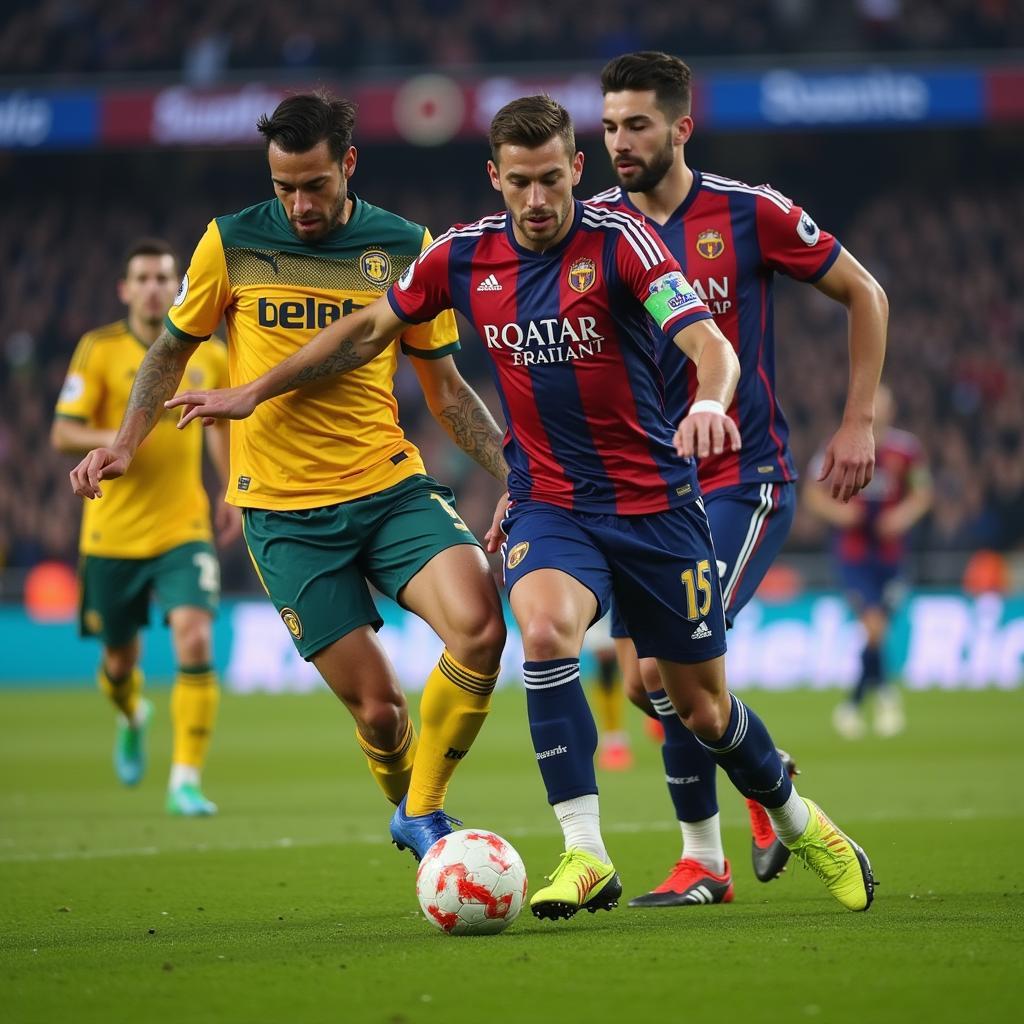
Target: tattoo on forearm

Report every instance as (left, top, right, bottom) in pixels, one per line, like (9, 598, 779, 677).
(439, 385, 509, 483)
(283, 340, 366, 391)
(123, 330, 194, 438)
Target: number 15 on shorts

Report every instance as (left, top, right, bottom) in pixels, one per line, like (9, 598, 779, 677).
(681, 559, 713, 621)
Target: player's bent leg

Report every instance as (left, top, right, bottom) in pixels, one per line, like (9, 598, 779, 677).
(510, 568, 621, 919)
(626, 653, 730, 907)
(312, 627, 416, 805)
(704, 484, 801, 875)
(658, 657, 874, 911)
(166, 606, 219, 816)
(99, 639, 150, 787)
(399, 544, 504, 818)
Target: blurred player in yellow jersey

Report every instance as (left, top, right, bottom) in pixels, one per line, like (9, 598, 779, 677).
(52, 238, 241, 815)
(71, 94, 509, 861)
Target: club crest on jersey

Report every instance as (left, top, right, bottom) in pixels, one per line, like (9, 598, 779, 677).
(506, 542, 529, 570)
(360, 249, 392, 285)
(568, 258, 596, 293)
(280, 607, 303, 639)
(696, 229, 725, 259)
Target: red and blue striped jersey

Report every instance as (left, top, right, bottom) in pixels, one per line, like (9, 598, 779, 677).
(387, 200, 713, 515)
(587, 170, 841, 494)
(813, 429, 928, 565)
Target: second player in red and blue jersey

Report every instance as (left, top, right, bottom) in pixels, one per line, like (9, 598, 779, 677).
(588, 52, 889, 907)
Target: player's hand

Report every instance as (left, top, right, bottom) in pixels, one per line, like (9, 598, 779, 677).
(484, 492, 510, 554)
(674, 409, 741, 460)
(215, 500, 243, 547)
(165, 385, 258, 428)
(818, 421, 874, 503)
(69, 446, 132, 499)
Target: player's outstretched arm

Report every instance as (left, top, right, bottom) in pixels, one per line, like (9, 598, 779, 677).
(70, 329, 198, 499)
(813, 249, 889, 502)
(167, 297, 405, 427)
(671, 318, 742, 459)
(409, 355, 509, 485)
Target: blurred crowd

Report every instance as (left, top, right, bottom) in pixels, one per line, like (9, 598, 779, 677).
(1, 152, 1022, 584)
(1, 0, 1022, 80)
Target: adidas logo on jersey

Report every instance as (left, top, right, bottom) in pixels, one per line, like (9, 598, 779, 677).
(476, 274, 502, 292)
(691, 620, 713, 640)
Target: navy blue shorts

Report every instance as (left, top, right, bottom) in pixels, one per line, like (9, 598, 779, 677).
(837, 558, 902, 612)
(502, 499, 727, 664)
(610, 481, 795, 637)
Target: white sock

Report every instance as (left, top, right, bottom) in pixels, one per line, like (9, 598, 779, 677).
(169, 764, 200, 790)
(765, 787, 811, 846)
(553, 795, 608, 861)
(680, 813, 726, 875)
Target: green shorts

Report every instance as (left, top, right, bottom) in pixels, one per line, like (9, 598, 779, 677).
(242, 474, 480, 660)
(79, 540, 220, 647)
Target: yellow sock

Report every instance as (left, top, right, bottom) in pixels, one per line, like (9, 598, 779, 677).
(98, 664, 143, 720)
(592, 662, 624, 734)
(170, 666, 220, 769)
(406, 651, 497, 816)
(356, 719, 418, 805)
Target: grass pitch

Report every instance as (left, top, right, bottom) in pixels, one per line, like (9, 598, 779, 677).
(2, 686, 1021, 1024)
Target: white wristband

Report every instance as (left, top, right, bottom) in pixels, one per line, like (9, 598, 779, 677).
(688, 399, 725, 416)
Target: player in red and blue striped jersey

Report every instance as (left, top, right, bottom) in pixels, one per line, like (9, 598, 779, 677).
(805, 384, 932, 740)
(171, 95, 875, 919)
(591, 52, 889, 907)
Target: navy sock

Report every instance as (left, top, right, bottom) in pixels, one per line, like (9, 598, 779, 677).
(648, 689, 718, 822)
(698, 694, 793, 809)
(853, 645, 883, 705)
(524, 659, 598, 805)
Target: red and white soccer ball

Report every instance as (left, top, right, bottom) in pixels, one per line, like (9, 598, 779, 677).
(415, 829, 528, 936)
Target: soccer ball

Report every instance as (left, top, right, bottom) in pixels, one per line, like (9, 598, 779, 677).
(415, 829, 527, 936)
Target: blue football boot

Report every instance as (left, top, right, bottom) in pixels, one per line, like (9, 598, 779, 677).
(389, 795, 462, 861)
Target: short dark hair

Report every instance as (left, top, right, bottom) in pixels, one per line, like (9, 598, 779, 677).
(600, 51, 693, 119)
(122, 237, 177, 277)
(488, 95, 575, 163)
(256, 91, 357, 164)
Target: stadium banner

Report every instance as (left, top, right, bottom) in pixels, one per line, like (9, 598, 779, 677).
(3, 63, 1023, 150)
(2, 591, 1022, 691)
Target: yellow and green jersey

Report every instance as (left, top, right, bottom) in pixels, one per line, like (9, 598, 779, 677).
(55, 320, 228, 558)
(164, 194, 459, 510)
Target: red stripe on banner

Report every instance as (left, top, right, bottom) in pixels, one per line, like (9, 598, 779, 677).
(986, 70, 1024, 121)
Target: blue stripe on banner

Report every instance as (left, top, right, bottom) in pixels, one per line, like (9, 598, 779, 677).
(0, 90, 100, 149)
(708, 68, 985, 129)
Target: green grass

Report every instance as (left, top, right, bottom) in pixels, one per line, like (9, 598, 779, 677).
(1, 687, 1022, 1024)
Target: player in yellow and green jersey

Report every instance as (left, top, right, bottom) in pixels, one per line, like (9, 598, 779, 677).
(53, 238, 241, 815)
(70, 93, 510, 861)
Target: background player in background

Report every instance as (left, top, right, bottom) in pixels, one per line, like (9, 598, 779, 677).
(805, 383, 932, 739)
(70, 94, 508, 860)
(583, 613, 632, 771)
(161, 95, 876, 922)
(52, 238, 240, 815)
(590, 51, 888, 906)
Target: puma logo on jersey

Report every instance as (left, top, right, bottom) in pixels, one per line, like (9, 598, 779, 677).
(252, 250, 280, 274)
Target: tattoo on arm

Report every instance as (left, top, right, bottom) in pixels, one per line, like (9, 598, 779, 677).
(438, 384, 508, 484)
(283, 339, 366, 391)
(121, 330, 196, 441)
